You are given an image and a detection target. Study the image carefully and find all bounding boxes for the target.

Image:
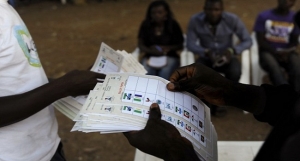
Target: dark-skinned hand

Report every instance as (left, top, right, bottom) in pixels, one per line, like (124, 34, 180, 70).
(166, 63, 265, 114)
(124, 103, 200, 161)
(55, 70, 105, 97)
(166, 63, 232, 107)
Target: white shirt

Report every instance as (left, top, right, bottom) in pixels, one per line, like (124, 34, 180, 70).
(0, 1, 60, 160)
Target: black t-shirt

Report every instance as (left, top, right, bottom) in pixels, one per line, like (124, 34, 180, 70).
(253, 84, 300, 161)
(138, 19, 184, 58)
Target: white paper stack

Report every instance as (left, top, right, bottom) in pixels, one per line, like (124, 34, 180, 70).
(52, 43, 217, 161)
(53, 42, 147, 120)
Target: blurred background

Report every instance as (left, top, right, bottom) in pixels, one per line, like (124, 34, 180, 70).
(13, 0, 300, 160)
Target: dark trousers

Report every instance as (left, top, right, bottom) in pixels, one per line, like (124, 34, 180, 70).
(50, 142, 66, 161)
(197, 56, 241, 82)
(259, 51, 300, 91)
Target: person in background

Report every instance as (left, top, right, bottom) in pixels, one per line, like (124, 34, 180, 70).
(0, 1, 105, 160)
(138, 0, 184, 80)
(186, 0, 252, 117)
(254, 0, 300, 92)
(125, 63, 300, 161)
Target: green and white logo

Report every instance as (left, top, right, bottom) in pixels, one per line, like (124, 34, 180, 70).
(14, 25, 41, 67)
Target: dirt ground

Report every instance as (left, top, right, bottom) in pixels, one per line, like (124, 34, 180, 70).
(14, 0, 300, 160)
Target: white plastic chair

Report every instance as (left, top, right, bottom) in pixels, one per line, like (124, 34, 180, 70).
(132, 34, 251, 85)
(250, 32, 267, 86)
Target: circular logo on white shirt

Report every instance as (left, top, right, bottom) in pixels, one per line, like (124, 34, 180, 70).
(14, 25, 41, 67)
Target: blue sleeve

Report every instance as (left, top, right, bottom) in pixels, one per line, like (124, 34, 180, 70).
(233, 17, 252, 54)
(186, 16, 206, 57)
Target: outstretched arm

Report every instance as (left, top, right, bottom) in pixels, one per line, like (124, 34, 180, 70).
(166, 63, 266, 114)
(0, 70, 105, 128)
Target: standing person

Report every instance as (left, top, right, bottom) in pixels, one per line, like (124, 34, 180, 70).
(186, 0, 252, 116)
(138, 0, 184, 80)
(254, 0, 300, 91)
(0, 0, 105, 160)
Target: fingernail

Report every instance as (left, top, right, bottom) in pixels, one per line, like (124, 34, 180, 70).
(167, 83, 175, 90)
(150, 103, 159, 109)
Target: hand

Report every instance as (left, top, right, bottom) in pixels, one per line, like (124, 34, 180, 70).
(275, 51, 290, 63)
(160, 45, 171, 54)
(124, 103, 200, 161)
(204, 49, 215, 63)
(221, 49, 233, 63)
(55, 70, 105, 97)
(167, 63, 233, 106)
(150, 45, 164, 56)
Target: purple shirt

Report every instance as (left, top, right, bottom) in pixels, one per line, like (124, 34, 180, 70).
(254, 9, 300, 49)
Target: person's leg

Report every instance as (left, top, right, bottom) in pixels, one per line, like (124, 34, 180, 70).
(217, 56, 241, 82)
(259, 52, 288, 85)
(287, 52, 300, 91)
(142, 58, 158, 76)
(158, 56, 180, 80)
(50, 142, 66, 161)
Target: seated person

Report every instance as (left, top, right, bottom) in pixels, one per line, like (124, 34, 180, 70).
(138, 0, 184, 80)
(254, 0, 300, 91)
(186, 0, 252, 116)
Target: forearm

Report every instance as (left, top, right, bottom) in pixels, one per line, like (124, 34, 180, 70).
(165, 44, 183, 52)
(0, 79, 69, 127)
(138, 44, 162, 56)
(223, 82, 266, 114)
(186, 42, 206, 58)
(233, 38, 252, 54)
(256, 33, 276, 53)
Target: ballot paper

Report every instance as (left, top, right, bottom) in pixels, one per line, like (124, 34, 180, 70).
(52, 43, 217, 161)
(54, 42, 147, 117)
(69, 73, 217, 161)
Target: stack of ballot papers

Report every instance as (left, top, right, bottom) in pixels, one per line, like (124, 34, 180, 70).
(52, 43, 218, 161)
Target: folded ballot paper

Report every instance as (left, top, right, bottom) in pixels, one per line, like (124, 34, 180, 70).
(52, 43, 217, 161)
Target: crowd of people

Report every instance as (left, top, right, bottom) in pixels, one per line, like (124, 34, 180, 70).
(0, 0, 300, 160)
(138, 0, 300, 117)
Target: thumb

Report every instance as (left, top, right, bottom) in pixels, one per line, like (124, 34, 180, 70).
(149, 103, 162, 120)
(167, 78, 200, 92)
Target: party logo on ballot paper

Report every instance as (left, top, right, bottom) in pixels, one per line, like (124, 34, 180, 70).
(174, 105, 183, 116)
(176, 119, 185, 130)
(123, 93, 132, 100)
(133, 108, 144, 117)
(185, 123, 192, 136)
(200, 135, 206, 146)
(192, 105, 198, 111)
(122, 106, 133, 114)
(164, 115, 175, 125)
(192, 129, 200, 142)
(165, 103, 173, 110)
(198, 120, 203, 129)
(184, 110, 190, 118)
(104, 96, 113, 101)
(133, 94, 143, 102)
(104, 107, 113, 112)
(191, 113, 199, 127)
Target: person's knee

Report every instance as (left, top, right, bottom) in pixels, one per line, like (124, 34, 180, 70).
(159, 57, 179, 79)
(226, 58, 241, 82)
